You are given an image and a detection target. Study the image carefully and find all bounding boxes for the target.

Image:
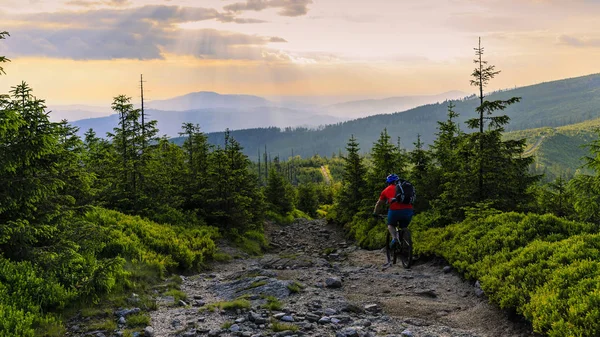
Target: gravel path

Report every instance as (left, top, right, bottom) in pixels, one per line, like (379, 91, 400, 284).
(148, 219, 536, 337)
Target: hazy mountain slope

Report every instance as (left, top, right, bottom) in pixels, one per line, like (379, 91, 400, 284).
(325, 90, 468, 118)
(48, 104, 112, 121)
(194, 73, 600, 159)
(72, 107, 340, 138)
(147, 91, 272, 111)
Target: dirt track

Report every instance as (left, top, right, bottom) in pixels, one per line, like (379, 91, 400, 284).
(149, 219, 535, 337)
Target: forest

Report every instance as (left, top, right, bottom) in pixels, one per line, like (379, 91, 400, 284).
(2, 31, 600, 337)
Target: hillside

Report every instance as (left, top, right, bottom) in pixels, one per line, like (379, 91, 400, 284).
(325, 90, 468, 119)
(504, 118, 600, 179)
(190, 73, 600, 159)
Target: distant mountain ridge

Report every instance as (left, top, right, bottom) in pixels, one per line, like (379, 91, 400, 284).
(325, 90, 468, 118)
(68, 90, 468, 137)
(147, 91, 272, 111)
(72, 107, 341, 138)
(187, 73, 600, 159)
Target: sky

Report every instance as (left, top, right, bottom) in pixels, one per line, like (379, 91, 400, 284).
(1, 0, 600, 106)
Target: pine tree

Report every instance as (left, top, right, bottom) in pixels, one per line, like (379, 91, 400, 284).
(179, 123, 211, 215)
(297, 183, 319, 217)
(265, 158, 295, 215)
(141, 137, 186, 218)
(429, 103, 474, 222)
(107, 94, 158, 213)
(55, 121, 94, 208)
(83, 128, 117, 205)
(335, 135, 368, 223)
(0, 83, 63, 259)
(468, 37, 521, 201)
(0, 31, 9, 76)
(367, 129, 401, 199)
(408, 134, 433, 212)
(465, 38, 537, 212)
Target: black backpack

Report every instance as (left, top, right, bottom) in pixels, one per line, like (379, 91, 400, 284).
(394, 180, 416, 205)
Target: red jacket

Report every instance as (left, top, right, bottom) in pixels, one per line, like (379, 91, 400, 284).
(379, 184, 413, 210)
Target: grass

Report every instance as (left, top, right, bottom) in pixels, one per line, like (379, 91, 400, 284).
(221, 321, 234, 329)
(126, 312, 150, 328)
(80, 307, 112, 318)
(213, 251, 232, 262)
(262, 296, 282, 311)
(202, 299, 252, 312)
(286, 281, 303, 294)
(247, 280, 268, 289)
(86, 319, 117, 332)
(35, 321, 66, 337)
(163, 289, 187, 302)
(322, 247, 336, 255)
(271, 319, 299, 332)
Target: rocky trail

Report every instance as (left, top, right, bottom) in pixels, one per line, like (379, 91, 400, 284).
(74, 219, 536, 337)
(143, 219, 534, 337)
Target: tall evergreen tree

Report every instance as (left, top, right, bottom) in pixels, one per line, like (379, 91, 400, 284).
(465, 38, 537, 212)
(0, 31, 9, 76)
(408, 134, 434, 212)
(265, 157, 295, 215)
(367, 129, 401, 198)
(468, 37, 521, 201)
(335, 135, 368, 223)
(179, 123, 211, 215)
(55, 121, 94, 208)
(0, 83, 63, 259)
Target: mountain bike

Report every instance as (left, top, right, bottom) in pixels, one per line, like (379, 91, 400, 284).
(379, 215, 413, 269)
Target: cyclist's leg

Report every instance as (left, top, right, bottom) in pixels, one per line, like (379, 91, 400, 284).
(387, 210, 401, 241)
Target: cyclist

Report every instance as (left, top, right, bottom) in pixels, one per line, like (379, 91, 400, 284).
(372, 173, 414, 248)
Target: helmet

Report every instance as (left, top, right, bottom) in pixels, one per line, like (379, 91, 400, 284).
(386, 174, 400, 185)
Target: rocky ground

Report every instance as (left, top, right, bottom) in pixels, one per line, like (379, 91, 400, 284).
(75, 219, 538, 337)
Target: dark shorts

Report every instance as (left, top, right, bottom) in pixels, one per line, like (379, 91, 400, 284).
(387, 209, 413, 228)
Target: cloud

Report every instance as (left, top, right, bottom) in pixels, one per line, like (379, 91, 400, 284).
(269, 36, 288, 43)
(0, 5, 286, 60)
(224, 0, 313, 17)
(557, 34, 600, 48)
(66, 0, 130, 7)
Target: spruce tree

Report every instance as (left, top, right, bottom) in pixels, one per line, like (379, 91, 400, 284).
(265, 158, 295, 215)
(0, 83, 62, 259)
(297, 183, 319, 217)
(0, 31, 9, 76)
(468, 37, 521, 201)
(466, 38, 538, 212)
(367, 129, 401, 200)
(408, 134, 433, 212)
(179, 123, 211, 215)
(336, 135, 368, 223)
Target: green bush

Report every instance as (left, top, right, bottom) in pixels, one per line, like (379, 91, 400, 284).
(0, 207, 218, 336)
(345, 212, 387, 249)
(414, 211, 600, 337)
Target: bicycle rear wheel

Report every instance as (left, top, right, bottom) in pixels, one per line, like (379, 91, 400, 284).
(400, 229, 413, 269)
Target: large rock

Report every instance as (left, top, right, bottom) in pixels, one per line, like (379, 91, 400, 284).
(364, 304, 381, 313)
(325, 277, 342, 288)
(114, 308, 141, 318)
(209, 275, 293, 300)
(401, 329, 414, 337)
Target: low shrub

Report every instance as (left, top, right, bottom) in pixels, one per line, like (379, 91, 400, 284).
(413, 211, 600, 337)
